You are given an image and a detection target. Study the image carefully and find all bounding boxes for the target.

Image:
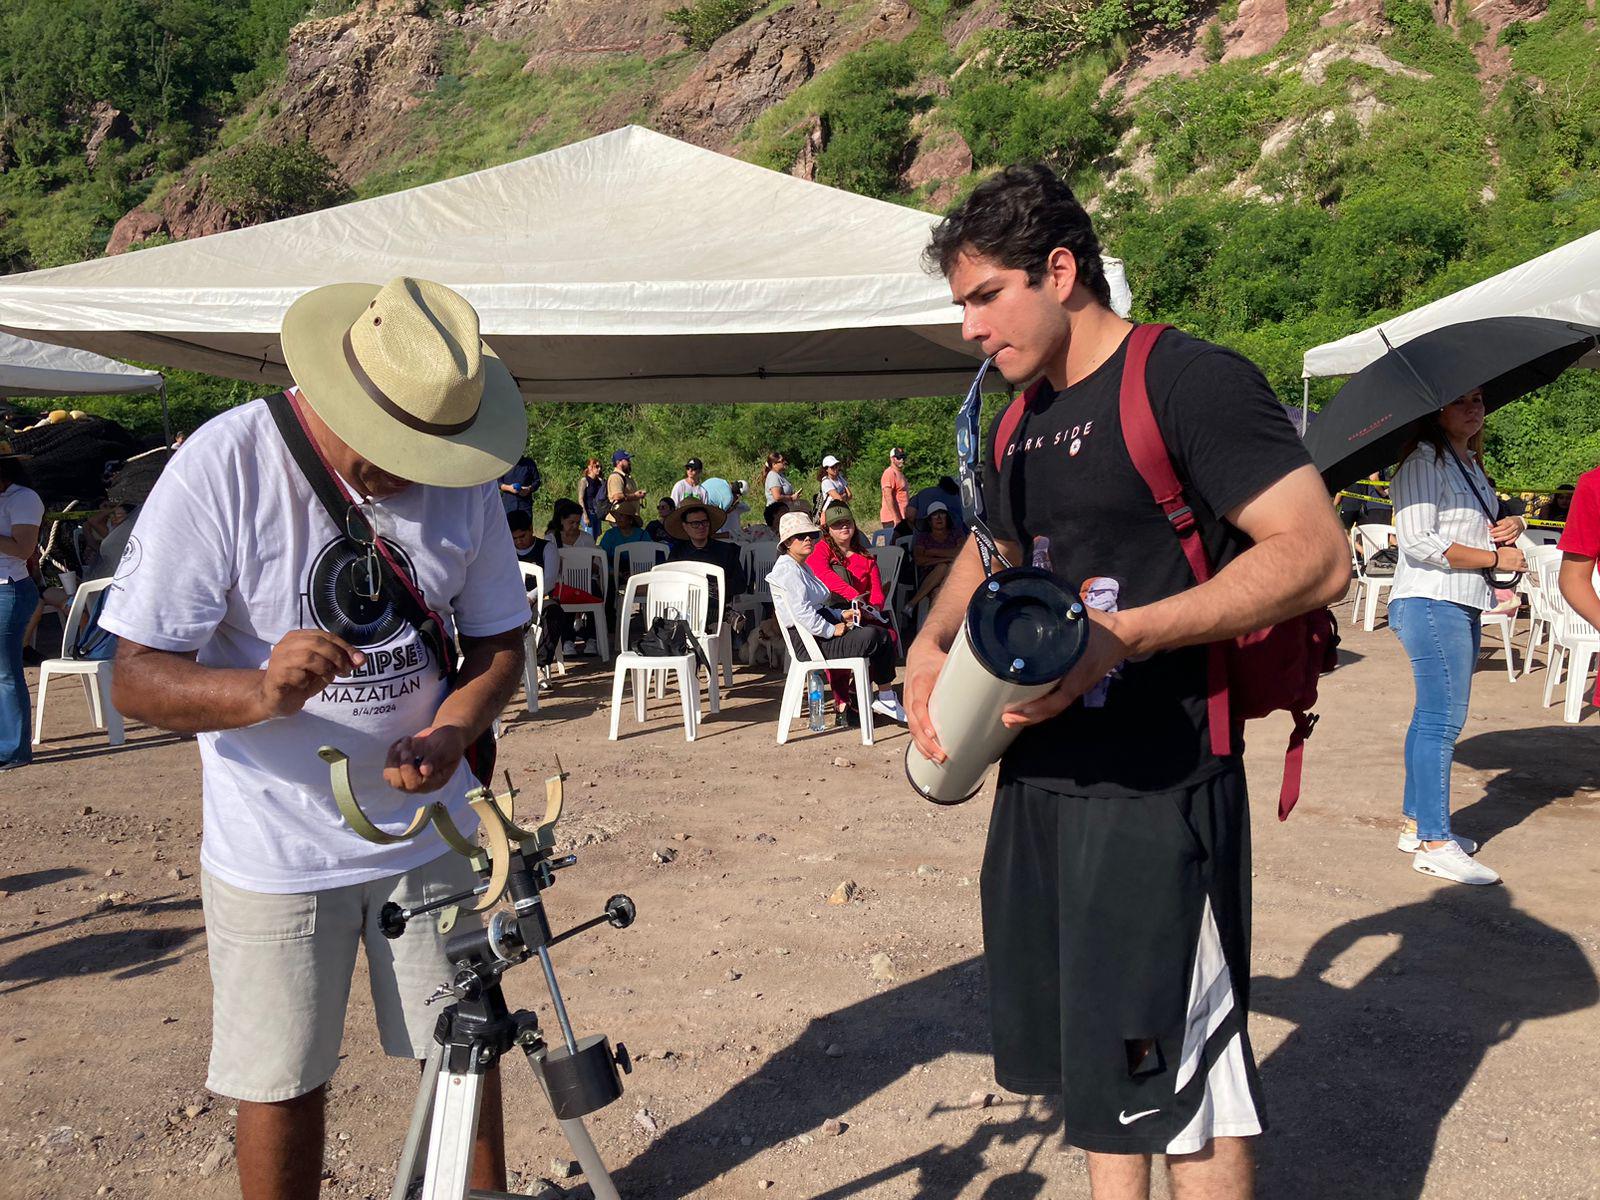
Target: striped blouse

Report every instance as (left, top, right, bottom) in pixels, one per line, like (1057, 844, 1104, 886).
(1390, 445, 1494, 611)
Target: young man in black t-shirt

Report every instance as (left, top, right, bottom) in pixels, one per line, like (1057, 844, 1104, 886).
(906, 166, 1348, 1200)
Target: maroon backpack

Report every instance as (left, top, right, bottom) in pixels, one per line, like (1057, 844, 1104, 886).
(992, 323, 1338, 819)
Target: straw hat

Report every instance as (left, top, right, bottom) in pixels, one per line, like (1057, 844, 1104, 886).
(776, 510, 823, 547)
(606, 498, 641, 526)
(664, 499, 727, 540)
(280, 276, 527, 488)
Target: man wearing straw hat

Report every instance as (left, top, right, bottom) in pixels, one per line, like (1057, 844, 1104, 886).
(103, 277, 531, 1199)
(665, 497, 747, 610)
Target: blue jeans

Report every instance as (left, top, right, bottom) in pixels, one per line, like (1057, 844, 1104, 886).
(0, 577, 39, 766)
(1389, 597, 1481, 841)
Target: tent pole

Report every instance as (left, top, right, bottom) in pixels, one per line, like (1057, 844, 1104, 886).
(1301, 377, 1309, 432)
(158, 380, 173, 455)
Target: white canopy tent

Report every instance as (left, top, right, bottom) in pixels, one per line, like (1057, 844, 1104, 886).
(0, 125, 1131, 405)
(0, 330, 162, 399)
(1302, 228, 1600, 382)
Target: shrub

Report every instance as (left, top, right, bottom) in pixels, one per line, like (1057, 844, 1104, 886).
(207, 139, 349, 223)
(665, 0, 761, 51)
(949, 72, 1118, 175)
(812, 44, 919, 199)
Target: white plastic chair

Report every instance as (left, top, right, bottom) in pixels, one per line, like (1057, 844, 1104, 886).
(517, 563, 553, 714)
(614, 541, 669, 591)
(608, 571, 718, 742)
(1480, 603, 1518, 682)
(732, 542, 779, 628)
(1543, 566, 1600, 723)
(654, 560, 735, 691)
(1519, 547, 1562, 675)
(556, 546, 610, 661)
(1352, 523, 1397, 631)
(32, 577, 124, 748)
(772, 595, 873, 747)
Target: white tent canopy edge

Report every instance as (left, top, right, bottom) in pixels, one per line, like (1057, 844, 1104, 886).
(0, 125, 1132, 405)
(0, 330, 162, 399)
(1301, 227, 1600, 380)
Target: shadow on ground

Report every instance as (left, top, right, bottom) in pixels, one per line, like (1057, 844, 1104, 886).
(1452, 726, 1600, 844)
(1253, 886, 1596, 1199)
(612, 884, 1595, 1199)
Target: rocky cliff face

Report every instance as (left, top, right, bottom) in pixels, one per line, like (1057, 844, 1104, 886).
(101, 0, 1561, 254)
(656, 0, 920, 148)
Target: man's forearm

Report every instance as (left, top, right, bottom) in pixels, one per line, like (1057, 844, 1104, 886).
(113, 646, 272, 733)
(1118, 530, 1346, 658)
(432, 632, 525, 739)
(1559, 557, 1600, 631)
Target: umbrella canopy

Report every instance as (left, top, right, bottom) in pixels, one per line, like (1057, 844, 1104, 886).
(0, 330, 162, 398)
(1305, 316, 1600, 492)
(0, 125, 1132, 405)
(1303, 228, 1600, 379)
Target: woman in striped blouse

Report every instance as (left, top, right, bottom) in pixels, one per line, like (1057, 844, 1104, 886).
(1389, 388, 1525, 886)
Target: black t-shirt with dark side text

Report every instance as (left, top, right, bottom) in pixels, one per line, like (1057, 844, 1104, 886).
(981, 327, 1311, 798)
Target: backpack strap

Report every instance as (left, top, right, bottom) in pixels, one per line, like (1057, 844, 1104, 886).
(990, 386, 1036, 469)
(1117, 323, 1234, 758)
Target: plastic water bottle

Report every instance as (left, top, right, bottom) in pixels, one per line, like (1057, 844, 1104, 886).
(807, 671, 827, 732)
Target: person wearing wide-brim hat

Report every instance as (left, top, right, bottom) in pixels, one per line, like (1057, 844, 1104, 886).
(767, 511, 905, 726)
(97, 276, 532, 1196)
(666, 500, 747, 605)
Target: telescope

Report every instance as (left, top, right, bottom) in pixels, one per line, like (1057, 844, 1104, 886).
(904, 356, 1091, 805)
(320, 748, 635, 1200)
(906, 566, 1088, 804)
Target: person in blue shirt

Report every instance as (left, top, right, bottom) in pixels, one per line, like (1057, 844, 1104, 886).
(498, 454, 540, 516)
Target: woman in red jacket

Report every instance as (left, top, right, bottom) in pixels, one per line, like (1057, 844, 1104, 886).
(807, 503, 886, 608)
(806, 504, 891, 721)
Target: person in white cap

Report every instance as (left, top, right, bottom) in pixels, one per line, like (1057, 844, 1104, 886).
(103, 277, 530, 1200)
(767, 510, 904, 725)
(817, 453, 853, 511)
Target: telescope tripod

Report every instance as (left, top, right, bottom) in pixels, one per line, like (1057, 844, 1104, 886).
(318, 753, 636, 1200)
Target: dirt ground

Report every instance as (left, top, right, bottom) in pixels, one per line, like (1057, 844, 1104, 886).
(3, 588, 1598, 1200)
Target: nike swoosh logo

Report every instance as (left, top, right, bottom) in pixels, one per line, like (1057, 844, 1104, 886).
(1118, 1108, 1160, 1125)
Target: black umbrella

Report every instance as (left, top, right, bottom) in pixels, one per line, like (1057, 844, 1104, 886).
(1305, 315, 1600, 493)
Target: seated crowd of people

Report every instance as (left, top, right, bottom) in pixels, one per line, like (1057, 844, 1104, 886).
(498, 446, 966, 727)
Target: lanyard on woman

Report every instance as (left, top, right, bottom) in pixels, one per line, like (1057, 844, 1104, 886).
(1444, 444, 1522, 587)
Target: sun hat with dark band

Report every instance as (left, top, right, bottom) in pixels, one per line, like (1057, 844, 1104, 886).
(777, 511, 823, 547)
(664, 500, 727, 541)
(280, 276, 527, 488)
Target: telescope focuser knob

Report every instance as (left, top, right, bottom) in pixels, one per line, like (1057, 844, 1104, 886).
(378, 901, 408, 940)
(605, 895, 637, 929)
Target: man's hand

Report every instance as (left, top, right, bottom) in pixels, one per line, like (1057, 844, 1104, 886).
(258, 631, 364, 719)
(384, 724, 468, 794)
(904, 637, 950, 763)
(1490, 516, 1525, 545)
(1000, 609, 1132, 730)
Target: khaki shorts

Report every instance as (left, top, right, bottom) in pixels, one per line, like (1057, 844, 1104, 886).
(201, 853, 479, 1102)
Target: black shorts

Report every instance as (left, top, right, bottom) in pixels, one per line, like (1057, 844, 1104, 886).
(980, 765, 1266, 1155)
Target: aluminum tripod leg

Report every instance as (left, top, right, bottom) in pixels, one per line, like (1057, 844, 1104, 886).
(423, 1068, 486, 1200)
(392, 1044, 446, 1200)
(557, 1116, 620, 1200)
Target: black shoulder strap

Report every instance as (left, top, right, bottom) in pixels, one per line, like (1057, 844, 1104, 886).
(265, 391, 455, 682)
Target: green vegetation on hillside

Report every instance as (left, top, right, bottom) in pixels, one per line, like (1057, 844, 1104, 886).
(4, 0, 1600, 499)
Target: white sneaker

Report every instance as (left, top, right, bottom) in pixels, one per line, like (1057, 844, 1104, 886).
(1412, 841, 1500, 885)
(1397, 827, 1478, 855)
(870, 694, 907, 724)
